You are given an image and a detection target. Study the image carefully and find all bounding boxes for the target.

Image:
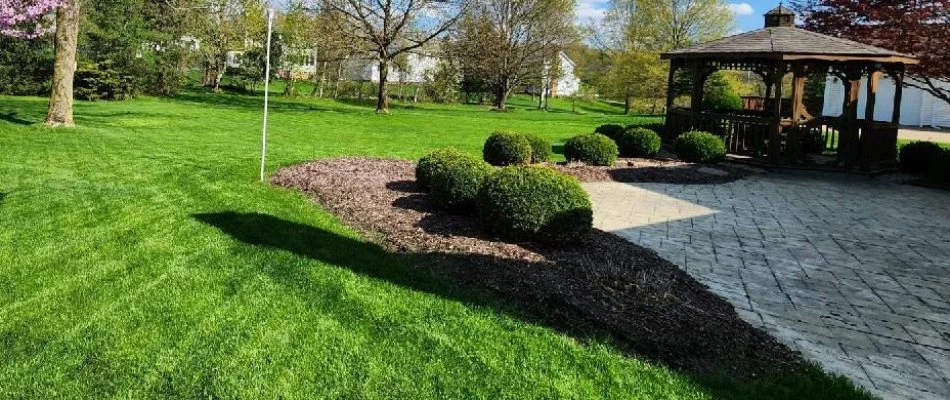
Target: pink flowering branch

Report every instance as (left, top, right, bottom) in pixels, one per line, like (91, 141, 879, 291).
(0, 0, 65, 38)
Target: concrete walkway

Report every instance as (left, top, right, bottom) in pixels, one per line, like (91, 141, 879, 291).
(585, 172, 950, 400)
(899, 128, 950, 144)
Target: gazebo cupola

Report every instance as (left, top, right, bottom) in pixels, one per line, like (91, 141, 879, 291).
(764, 5, 795, 27)
(660, 4, 918, 169)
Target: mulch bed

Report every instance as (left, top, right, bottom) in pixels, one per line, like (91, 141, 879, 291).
(271, 158, 798, 377)
(552, 157, 757, 184)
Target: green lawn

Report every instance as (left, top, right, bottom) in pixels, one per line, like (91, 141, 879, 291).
(0, 92, 870, 399)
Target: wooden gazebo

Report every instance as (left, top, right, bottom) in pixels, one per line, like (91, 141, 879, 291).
(660, 6, 918, 168)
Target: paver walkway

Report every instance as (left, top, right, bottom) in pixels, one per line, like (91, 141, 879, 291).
(584, 171, 950, 400)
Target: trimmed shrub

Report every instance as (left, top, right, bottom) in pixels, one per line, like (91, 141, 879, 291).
(928, 149, 950, 183)
(477, 166, 592, 244)
(627, 122, 666, 138)
(617, 127, 662, 157)
(428, 153, 495, 213)
(564, 133, 618, 166)
(523, 132, 552, 163)
(674, 131, 726, 163)
(483, 131, 532, 166)
(416, 148, 470, 191)
(594, 124, 625, 140)
(899, 141, 944, 175)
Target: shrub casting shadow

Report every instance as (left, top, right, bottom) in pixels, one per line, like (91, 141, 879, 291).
(195, 212, 797, 376)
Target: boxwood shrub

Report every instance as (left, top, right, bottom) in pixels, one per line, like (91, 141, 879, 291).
(483, 131, 532, 166)
(564, 133, 618, 166)
(428, 153, 495, 213)
(674, 131, 726, 163)
(416, 148, 469, 191)
(928, 149, 950, 183)
(594, 123, 625, 140)
(522, 132, 552, 163)
(617, 127, 662, 157)
(477, 166, 592, 244)
(899, 141, 944, 175)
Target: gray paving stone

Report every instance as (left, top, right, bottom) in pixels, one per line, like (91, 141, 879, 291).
(585, 171, 950, 400)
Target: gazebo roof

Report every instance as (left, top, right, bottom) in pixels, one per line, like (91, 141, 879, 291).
(661, 12, 917, 64)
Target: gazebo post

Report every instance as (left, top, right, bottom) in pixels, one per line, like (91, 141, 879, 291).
(689, 62, 707, 128)
(888, 65, 905, 124)
(767, 63, 785, 162)
(786, 64, 808, 160)
(838, 69, 862, 165)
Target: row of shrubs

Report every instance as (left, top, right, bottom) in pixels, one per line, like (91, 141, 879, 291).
(417, 147, 593, 244)
(900, 141, 950, 183)
(595, 123, 727, 164)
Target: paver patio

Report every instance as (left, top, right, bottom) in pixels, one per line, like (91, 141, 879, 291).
(585, 171, 950, 400)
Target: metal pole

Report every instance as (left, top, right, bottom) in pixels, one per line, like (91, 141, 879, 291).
(260, 8, 274, 183)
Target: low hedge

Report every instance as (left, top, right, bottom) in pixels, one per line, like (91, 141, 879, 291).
(617, 127, 662, 157)
(416, 148, 469, 191)
(594, 124, 625, 140)
(563, 133, 618, 166)
(929, 149, 950, 183)
(428, 153, 495, 213)
(483, 131, 533, 166)
(477, 166, 592, 244)
(674, 131, 726, 163)
(899, 141, 944, 175)
(523, 132, 552, 163)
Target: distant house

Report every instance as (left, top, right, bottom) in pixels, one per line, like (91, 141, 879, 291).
(528, 52, 581, 97)
(823, 76, 950, 128)
(342, 52, 441, 83)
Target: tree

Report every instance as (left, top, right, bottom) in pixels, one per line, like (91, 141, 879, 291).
(793, 0, 950, 106)
(1, 0, 82, 127)
(192, 0, 267, 92)
(315, 0, 465, 113)
(451, 0, 576, 110)
(592, 0, 732, 111)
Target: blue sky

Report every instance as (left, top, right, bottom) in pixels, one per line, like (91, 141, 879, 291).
(577, 0, 782, 34)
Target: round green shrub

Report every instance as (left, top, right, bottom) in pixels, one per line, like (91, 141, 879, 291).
(483, 131, 533, 166)
(674, 131, 726, 163)
(899, 141, 944, 175)
(563, 133, 618, 166)
(927, 149, 950, 183)
(477, 166, 592, 244)
(428, 153, 495, 213)
(617, 127, 662, 157)
(594, 124, 625, 140)
(416, 148, 471, 191)
(522, 132, 552, 163)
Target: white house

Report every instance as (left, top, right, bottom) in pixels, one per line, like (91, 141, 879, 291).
(550, 51, 581, 97)
(823, 75, 950, 128)
(344, 52, 440, 83)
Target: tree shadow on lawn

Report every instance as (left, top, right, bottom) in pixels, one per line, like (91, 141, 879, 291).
(172, 92, 371, 115)
(0, 111, 33, 126)
(194, 211, 872, 400)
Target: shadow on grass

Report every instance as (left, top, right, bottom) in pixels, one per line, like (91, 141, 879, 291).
(194, 211, 873, 400)
(0, 112, 32, 125)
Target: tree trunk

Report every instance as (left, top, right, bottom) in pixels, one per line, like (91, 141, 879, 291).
(623, 92, 631, 115)
(376, 59, 390, 113)
(45, 0, 81, 127)
(494, 80, 509, 110)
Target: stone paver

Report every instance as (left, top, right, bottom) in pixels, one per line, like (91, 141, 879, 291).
(585, 171, 950, 400)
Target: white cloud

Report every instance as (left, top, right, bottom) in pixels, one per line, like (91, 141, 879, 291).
(727, 3, 754, 16)
(576, 0, 609, 23)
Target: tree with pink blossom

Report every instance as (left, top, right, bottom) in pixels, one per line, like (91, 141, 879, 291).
(0, 0, 65, 38)
(1, 0, 80, 127)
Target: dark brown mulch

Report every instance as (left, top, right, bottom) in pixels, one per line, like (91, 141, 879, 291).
(271, 158, 799, 377)
(552, 157, 757, 184)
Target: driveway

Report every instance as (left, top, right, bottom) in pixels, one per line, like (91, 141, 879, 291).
(900, 128, 950, 144)
(585, 171, 950, 400)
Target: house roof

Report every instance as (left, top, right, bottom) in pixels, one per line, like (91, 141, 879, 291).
(661, 26, 918, 64)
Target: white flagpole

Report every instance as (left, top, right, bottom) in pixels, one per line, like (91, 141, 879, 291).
(260, 8, 275, 183)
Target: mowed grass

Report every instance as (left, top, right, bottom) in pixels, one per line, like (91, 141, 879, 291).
(0, 92, 872, 399)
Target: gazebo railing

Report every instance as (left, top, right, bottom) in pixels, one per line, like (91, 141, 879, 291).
(667, 109, 773, 157)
